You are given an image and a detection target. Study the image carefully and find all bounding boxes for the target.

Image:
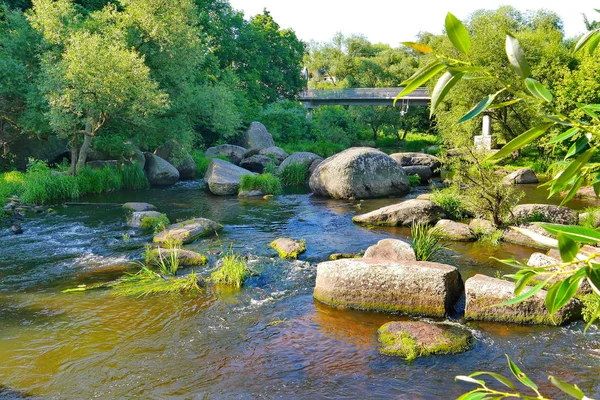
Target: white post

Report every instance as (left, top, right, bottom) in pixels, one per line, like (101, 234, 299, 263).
(482, 114, 491, 136)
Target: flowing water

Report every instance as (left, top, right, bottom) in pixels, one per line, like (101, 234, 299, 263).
(1, 182, 599, 399)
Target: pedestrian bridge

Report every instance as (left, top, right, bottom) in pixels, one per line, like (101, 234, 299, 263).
(298, 87, 430, 109)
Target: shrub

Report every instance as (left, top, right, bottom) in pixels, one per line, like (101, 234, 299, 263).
(259, 100, 310, 143)
(401, 132, 440, 152)
(210, 252, 249, 288)
(411, 222, 445, 261)
(520, 211, 549, 224)
(408, 174, 421, 187)
(0, 171, 25, 210)
(239, 173, 282, 195)
(279, 162, 309, 186)
(430, 187, 469, 221)
(580, 293, 600, 327)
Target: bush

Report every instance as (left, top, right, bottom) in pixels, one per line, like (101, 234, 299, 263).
(408, 174, 421, 187)
(0, 171, 25, 210)
(210, 252, 249, 288)
(430, 187, 469, 221)
(411, 222, 445, 261)
(279, 162, 310, 186)
(312, 106, 357, 148)
(259, 100, 310, 143)
(239, 173, 282, 195)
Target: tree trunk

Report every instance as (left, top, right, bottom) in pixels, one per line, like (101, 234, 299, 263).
(399, 129, 409, 146)
(70, 135, 79, 176)
(76, 133, 93, 171)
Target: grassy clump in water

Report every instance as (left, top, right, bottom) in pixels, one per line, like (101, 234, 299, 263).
(279, 162, 309, 186)
(111, 267, 201, 297)
(477, 228, 503, 247)
(411, 222, 445, 261)
(141, 214, 170, 233)
(239, 173, 282, 195)
(210, 252, 249, 288)
(430, 187, 469, 221)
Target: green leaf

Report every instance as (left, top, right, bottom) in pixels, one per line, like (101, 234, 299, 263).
(558, 233, 580, 262)
(430, 71, 464, 117)
(586, 265, 600, 296)
(455, 376, 486, 386)
(539, 223, 600, 244)
(490, 257, 529, 269)
(548, 127, 579, 145)
(545, 275, 582, 314)
(487, 123, 553, 161)
(514, 271, 537, 296)
(564, 136, 589, 160)
(499, 278, 549, 306)
(487, 98, 521, 109)
(448, 66, 486, 74)
(524, 78, 553, 102)
(560, 176, 585, 206)
(577, 102, 599, 119)
(401, 42, 433, 53)
(469, 372, 515, 390)
(505, 34, 531, 79)
(458, 91, 502, 123)
(588, 34, 600, 55)
(575, 29, 600, 52)
(551, 147, 596, 194)
(506, 355, 538, 392)
(395, 61, 446, 101)
(549, 376, 586, 399)
(445, 13, 471, 54)
(594, 180, 600, 198)
(456, 391, 488, 400)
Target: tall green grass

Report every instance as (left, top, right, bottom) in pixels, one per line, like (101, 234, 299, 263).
(279, 162, 309, 186)
(239, 173, 282, 195)
(191, 150, 229, 177)
(210, 252, 249, 288)
(430, 187, 470, 221)
(280, 141, 345, 158)
(411, 222, 445, 261)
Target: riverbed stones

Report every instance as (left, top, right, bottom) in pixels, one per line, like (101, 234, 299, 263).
(259, 146, 288, 163)
(469, 218, 495, 235)
(353, 199, 445, 226)
(435, 220, 476, 241)
(309, 147, 411, 199)
(501, 224, 555, 250)
(148, 247, 208, 266)
(270, 238, 306, 259)
(402, 166, 432, 184)
(278, 152, 322, 174)
(240, 154, 272, 173)
(390, 152, 442, 171)
(155, 140, 196, 179)
(127, 211, 165, 229)
(238, 190, 265, 198)
(153, 218, 223, 244)
(377, 321, 473, 360)
(205, 144, 248, 165)
(464, 274, 581, 325)
(363, 238, 416, 262)
(313, 258, 463, 317)
(512, 204, 578, 225)
(502, 168, 539, 185)
(204, 158, 255, 196)
(527, 252, 558, 268)
(123, 202, 156, 212)
(143, 153, 180, 186)
(241, 122, 275, 150)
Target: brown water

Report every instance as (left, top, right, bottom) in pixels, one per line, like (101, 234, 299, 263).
(1, 181, 599, 399)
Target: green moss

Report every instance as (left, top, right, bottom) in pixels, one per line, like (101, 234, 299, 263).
(270, 239, 306, 259)
(464, 298, 573, 326)
(328, 252, 363, 260)
(141, 213, 170, 233)
(379, 329, 419, 361)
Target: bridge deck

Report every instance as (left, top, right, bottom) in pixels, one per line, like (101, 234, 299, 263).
(298, 87, 430, 108)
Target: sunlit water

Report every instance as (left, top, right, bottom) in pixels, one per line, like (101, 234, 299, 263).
(1, 181, 599, 399)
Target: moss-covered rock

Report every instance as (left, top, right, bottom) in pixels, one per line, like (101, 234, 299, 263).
(329, 252, 363, 260)
(270, 238, 306, 259)
(148, 248, 208, 267)
(435, 219, 475, 241)
(154, 218, 223, 244)
(378, 321, 473, 361)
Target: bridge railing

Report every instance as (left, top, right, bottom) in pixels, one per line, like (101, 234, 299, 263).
(299, 87, 429, 100)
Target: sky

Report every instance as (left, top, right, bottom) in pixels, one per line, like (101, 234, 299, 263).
(227, 0, 599, 46)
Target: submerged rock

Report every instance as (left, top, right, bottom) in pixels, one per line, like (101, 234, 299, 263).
(501, 224, 555, 250)
(155, 140, 196, 180)
(153, 218, 223, 244)
(363, 238, 416, 262)
(123, 202, 156, 212)
(512, 204, 578, 225)
(313, 258, 463, 317)
(464, 274, 581, 325)
(148, 247, 208, 266)
(309, 147, 410, 199)
(205, 144, 248, 165)
(377, 321, 473, 360)
(144, 153, 180, 186)
(238, 190, 265, 198)
(353, 199, 444, 226)
(502, 168, 539, 185)
(270, 238, 306, 259)
(329, 252, 363, 260)
(127, 211, 165, 229)
(435, 220, 475, 241)
(204, 158, 254, 196)
(241, 122, 275, 150)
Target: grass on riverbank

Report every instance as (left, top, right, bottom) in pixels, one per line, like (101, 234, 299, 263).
(239, 173, 282, 195)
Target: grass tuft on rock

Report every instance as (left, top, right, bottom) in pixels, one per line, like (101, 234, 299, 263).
(141, 214, 170, 233)
(411, 222, 445, 261)
(239, 173, 282, 195)
(430, 187, 469, 221)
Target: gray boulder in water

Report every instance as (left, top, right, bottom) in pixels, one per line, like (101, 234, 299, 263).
(155, 140, 196, 180)
(143, 153, 180, 186)
(309, 147, 410, 199)
(204, 158, 254, 196)
(205, 144, 248, 165)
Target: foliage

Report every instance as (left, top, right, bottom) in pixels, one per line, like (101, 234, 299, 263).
(456, 354, 590, 400)
(406, 174, 420, 187)
(519, 211, 549, 224)
(141, 214, 170, 233)
(430, 187, 470, 221)
(259, 100, 311, 144)
(0, 171, 25, 209)
(476, 228, 504, 247)
(110, 267, 201, 297)
(280, 141, 345, 158)
(279, 162, 310, 186)
(410, 222, 445, 261)
(191, 151, 228, 177)
(239, 173, 282, 195)
(580, 292, 600, 326)
(210, 251, 249, 288)
(579, 206, 600, 228)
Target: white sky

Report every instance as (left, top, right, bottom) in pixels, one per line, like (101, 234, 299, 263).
(228, 0, 599, 45)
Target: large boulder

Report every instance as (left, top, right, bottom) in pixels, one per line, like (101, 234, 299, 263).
(502, 168, 539, 185)
(205, 144, 248, 166)
(573, 186, 599, 200)
(308, 158, 323, 177)
(390, 152, 442, 171)
(143, 153, 180, 186)
(377, 321, 473, 360)
(313, 258, 463, 317)
(512, 204, 578, 225)
(155, 140, 196, 179)
(278, 152, 322, 173)
(464, 274, 581, 325)
(153, 217, 223, 244)
(353, 199, 445, 226)
(363, 238, 416, 262)
(204, 158, 254, 196)
(527, 252, 558, 268)
(309, 147, 411, 199)
(259, 146, 288, 164)
(435, 220, 476, 241)
(240, 154, 273, 173)
(241, 122, 275, 150)
(402, 166, 432, 184)
(469, 219, 495, 235)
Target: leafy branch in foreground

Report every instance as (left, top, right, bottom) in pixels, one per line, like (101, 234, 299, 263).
(456, 355, 592, 400)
